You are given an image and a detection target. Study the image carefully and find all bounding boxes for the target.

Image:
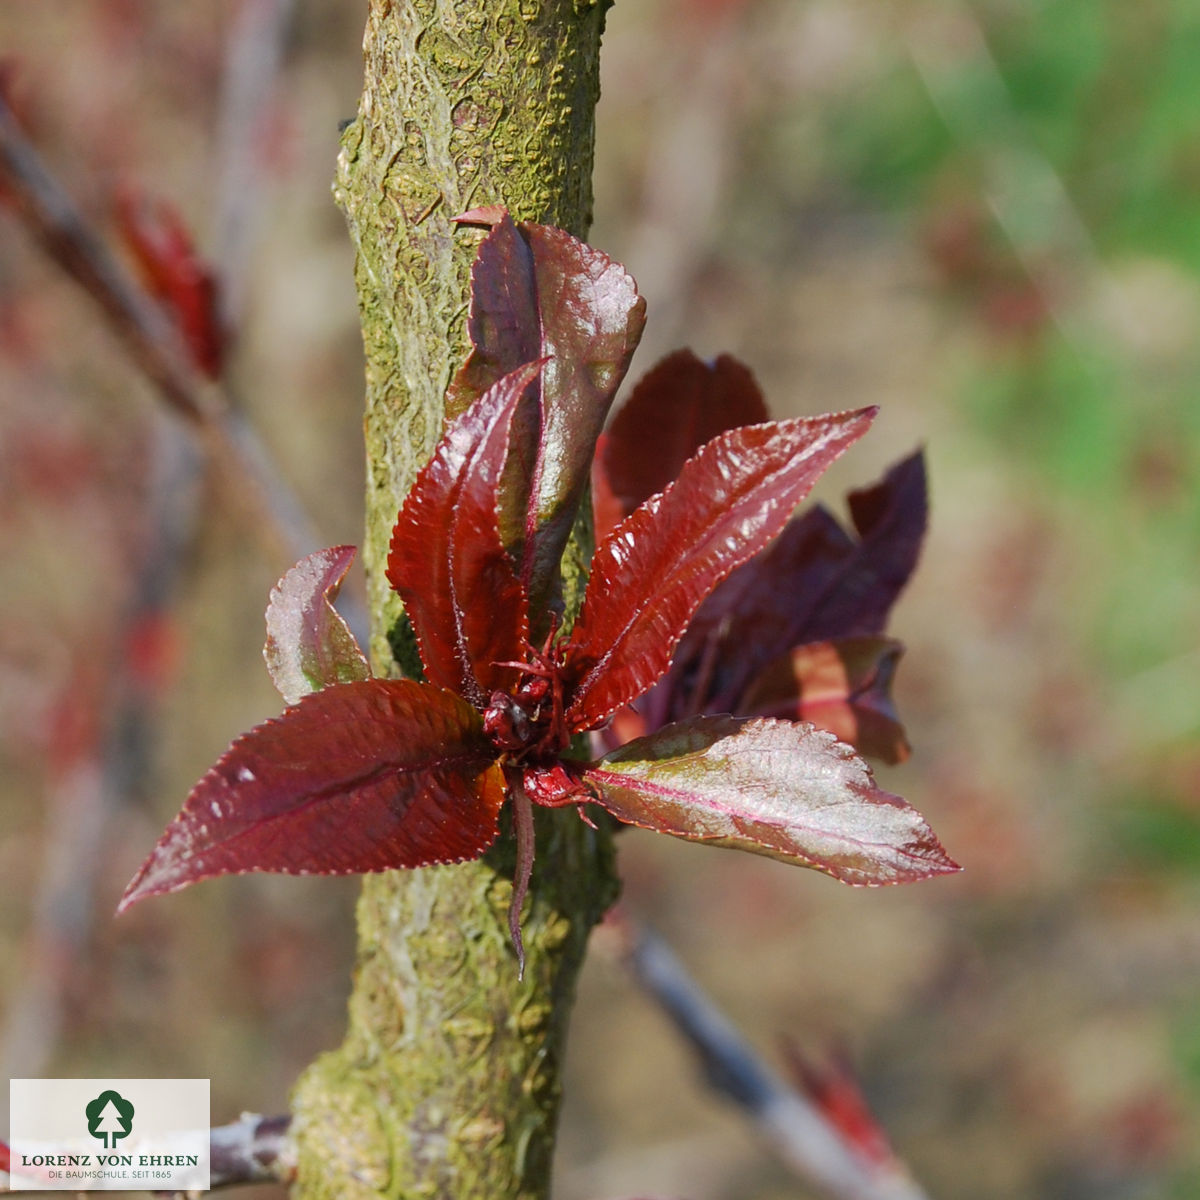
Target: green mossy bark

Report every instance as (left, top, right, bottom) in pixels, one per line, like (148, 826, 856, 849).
(290, 3, 618, 1197)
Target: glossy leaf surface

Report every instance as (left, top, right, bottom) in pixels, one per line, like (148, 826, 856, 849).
(601, 349, 770, 522)
(586, 717, 958, 885)
(264, 546, 370, 705)
(741, 636, 911, 765)
(119, 680, 504, 911)
(564, 409, 877, 731)
(387, 363, 541, 704)
(448, 213, 646, 620)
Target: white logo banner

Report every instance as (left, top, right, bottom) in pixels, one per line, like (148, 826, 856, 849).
(9, 1078, 210, 1191)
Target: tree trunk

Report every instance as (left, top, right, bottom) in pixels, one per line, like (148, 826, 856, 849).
(290, 3, 618, 1197)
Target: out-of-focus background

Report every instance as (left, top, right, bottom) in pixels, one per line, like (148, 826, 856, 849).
(2, 2, 1198, 1197)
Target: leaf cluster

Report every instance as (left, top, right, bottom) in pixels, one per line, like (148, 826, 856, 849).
(120, 212, 957, 972)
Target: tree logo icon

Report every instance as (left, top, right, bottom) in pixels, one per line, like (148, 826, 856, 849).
(85, 1090, 135, 1149)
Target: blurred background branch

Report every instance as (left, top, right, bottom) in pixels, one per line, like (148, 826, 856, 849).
(608, 914, 931, 1200)
(0, 90, 320, 565)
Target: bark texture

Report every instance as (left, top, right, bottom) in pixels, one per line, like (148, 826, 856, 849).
(290, 3, 618, 1198)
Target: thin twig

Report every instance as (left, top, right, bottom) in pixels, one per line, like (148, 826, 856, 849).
(0, 98, 213, 425)
(611, 916, 932, 1200)
(0, 92, 318, 564)
(207, 1112, 295, 1189)
(0, 85, 372, 655)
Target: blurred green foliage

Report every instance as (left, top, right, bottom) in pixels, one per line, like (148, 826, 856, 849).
(833, 0, 1200, 704)
(1113, 797, 1200, 872)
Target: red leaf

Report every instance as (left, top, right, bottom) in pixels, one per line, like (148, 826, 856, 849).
(563, 409, 877, 731)
(601, 349, 769, 520)
(387, 363, 542, 704)
(118, 680, 504, 911)
(779, 1040, 898, 1169)
(666, 506, 855, 719)
(446, 216, 541, 420)
(264, 546, 370, 705)
(676, 506, 851, 649)
(448, 213, 646, 623)
(741, 637, 911, 765)
(585, 716, 958, 885)
(817, 448, 929, 640)
(663, 450, 927, 722)
(452, 205, 508, 228)
(126, 611, 182, 695)
(114, 185, 225, 378)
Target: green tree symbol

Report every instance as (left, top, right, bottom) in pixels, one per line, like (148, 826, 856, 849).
(85, 1090, 134, 1150)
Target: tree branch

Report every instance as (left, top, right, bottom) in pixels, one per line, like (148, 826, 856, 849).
(208, 1113, 295, 1190)
(0, 97, 211, 424)
(612, 916, 932, 1200)
(288, 5, 617, 1197)
(0, 92, 318, 565)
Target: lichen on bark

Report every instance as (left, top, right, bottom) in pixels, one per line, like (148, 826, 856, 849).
(290, 3, 619, 1197)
